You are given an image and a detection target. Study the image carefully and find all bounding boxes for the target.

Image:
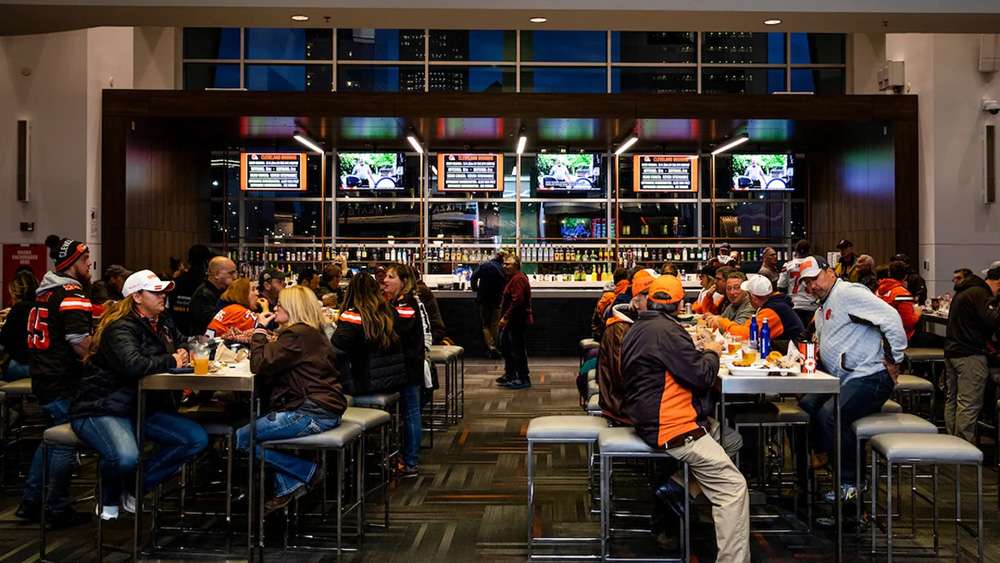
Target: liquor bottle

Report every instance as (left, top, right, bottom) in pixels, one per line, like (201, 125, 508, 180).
(749, 315, 759, 348)
(760, 318, 771, 357)
(682, 248, 689, 262)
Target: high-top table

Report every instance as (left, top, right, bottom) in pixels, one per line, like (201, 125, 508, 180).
(133, 361, 258, 560)
(716, 367, 843, 562)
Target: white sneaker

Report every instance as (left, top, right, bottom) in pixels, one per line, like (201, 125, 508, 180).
(120, 493, 136, 514)
(97, 504, 119, 521)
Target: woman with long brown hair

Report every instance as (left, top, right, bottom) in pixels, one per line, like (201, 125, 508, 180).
(236, 285, 347, 513)
(331, 273, 405, 395)
(70, 270, 208, 520)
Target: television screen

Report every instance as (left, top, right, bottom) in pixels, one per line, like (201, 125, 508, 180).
(437, 153, 504, 192)
(339, 152, 405, 190)
(731, 154, 795, 191)
(559, 217, 592, 239)
(633, 154, 699, 192)
(240, 153, 307, 191)
(537, 153, 602, 191)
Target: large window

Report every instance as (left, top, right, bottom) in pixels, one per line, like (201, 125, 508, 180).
(183, 29, 847, 94)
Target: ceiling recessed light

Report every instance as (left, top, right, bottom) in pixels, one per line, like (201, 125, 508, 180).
(291, 14, 309, 22)
(763, 18, 782, 25)
(529, 17, 547, 23)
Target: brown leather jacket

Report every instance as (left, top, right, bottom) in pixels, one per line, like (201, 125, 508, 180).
(250, 323, 347, 416)
(597, 304, 637, 425)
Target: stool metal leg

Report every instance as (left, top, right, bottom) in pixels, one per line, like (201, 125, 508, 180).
(887, 459, 893, 563)
(600, 454, 609, 561)
(977, 464, 983, 563)
(871, 449, 878, 556)
(932, 464, 939, 555)
(337, 448, 345, 555)
(856, 437, 863, 530)
(683, 463, 691, 563)
(39, 442, 48, 561)
(955, 465, 961, 559)
(527, 440, 534, 558)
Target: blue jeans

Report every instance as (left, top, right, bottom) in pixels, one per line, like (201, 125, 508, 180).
(236, 409, 341, 498)
(22, 399, 76, 512)
(72, 412, 209, 505)
(400, 383, 422, 468)
(799, 370, 894, 486)
(3, 359, 29, 381)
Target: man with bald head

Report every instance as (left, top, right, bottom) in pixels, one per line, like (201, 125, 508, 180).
(189, 255, 237, 335)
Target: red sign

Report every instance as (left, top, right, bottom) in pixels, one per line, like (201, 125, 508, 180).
(3, 244, 47, 308)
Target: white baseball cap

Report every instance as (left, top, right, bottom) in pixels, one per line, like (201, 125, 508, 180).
(797, 255, 830, 280)
(122, 269, 175, 297)
(740, 274, 773, 297)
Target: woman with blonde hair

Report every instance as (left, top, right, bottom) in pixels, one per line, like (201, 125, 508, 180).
(206, 277, 262, 343)
(71, 270, 208, 520)
(236, 284, 347, 514)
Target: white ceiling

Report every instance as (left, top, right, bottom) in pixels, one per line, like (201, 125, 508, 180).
(2, 0, 1000, 35)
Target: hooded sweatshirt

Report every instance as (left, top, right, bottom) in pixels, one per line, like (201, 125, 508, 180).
(945, 275, 1000, 358)
(30, 271, 93, 404)
(596, 303, 637, 425)
(876, 278, 921, 340)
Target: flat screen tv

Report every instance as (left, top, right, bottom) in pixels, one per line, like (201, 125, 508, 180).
(537, 153, 603, 192)
(338, 152, 405, 190)
(559, 217, 592, 239)
(240, 152, 307, 191)
(633, 154, 699, 192)
(731, 154, 795, 191)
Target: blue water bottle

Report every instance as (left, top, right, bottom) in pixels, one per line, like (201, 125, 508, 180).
(760, 318, 771, 357)
(749, 315, 759, 347)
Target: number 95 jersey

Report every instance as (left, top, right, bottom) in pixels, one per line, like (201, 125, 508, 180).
(28, 273, 94, 405)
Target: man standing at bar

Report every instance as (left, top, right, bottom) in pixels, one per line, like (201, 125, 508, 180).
(834, 240, 859, 282)
(497, 254, 533, 389)
(757, 247, 780, 289)
(471, 250, 507, 359)
(189, 255, 236, 335)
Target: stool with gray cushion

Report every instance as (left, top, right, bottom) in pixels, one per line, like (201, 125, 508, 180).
(870, 433, 983, 562)
(1, 378, 40, 491)
(598, 427, 689, 562)
(526, 415, 610, 558)
(428, 345, 463, 426)
(902, 348, 945, 404)
(851, 413, 937, 529)
(258, 423, 365, 555)
(352, 392, 401, 471)
(881, 400, 903, 413)
(341, 407, 393, 529)
(731, 400, 811, 527)
(171, 416, 239, 543)
(892, 374, 935, 420)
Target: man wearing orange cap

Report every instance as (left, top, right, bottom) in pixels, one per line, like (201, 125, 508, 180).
(621, 275, 749, 563)
(595, 268, 657, 425)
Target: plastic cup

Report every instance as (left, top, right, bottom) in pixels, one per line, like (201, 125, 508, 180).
(193, 356, 210, 375)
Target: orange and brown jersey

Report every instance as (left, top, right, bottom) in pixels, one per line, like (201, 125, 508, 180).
(29, 272, 94, 404)
(620, 310, 720, 448)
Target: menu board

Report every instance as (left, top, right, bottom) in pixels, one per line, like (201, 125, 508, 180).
(633, 154, 699, 192)
(438, 153, 504, 192)
(240, 152, 307, 191)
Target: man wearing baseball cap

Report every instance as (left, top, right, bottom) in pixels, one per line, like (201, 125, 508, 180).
(941, 261, 1000, 442)
(707, 274, 804, 348)
(834, 239, 859, 282)
(621, 275, 749, 563)
(796, 255, 906, 504)
(90, 264, 132, 303)
(596, 268, 658, 425)
(17, 235, 95, 528)
(258, 268, 287, 311)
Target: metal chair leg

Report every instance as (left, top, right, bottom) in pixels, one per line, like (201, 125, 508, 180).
(527, 440, 534, 558)
(887, 459, 893, 563)
(39, 442, 49, 561)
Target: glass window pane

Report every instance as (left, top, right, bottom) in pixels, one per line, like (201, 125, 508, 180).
(521, 31, 606, 62)
(611, 68, 697, 93)
(428, 66, 515, 92)
(611, 32, 696, 63)
(428, 202, 516, 241)
(790, 33, 846, 65)
(337, 65, 425, 92)
(245, 201, 324, 242)
(337, 29, 424, 61)
(712, 202, 787, 239)
(701, 32, 785, 64)
(183, 63, 240, 90)
(701, 68, 786, 94)
(210, 200, 239, 244)
(336, 202, 421, 238)
(791, 68, 845, 94)
(245, 28, 332, 60)
(520, 67, 606, 93)
(791, 202, 806, 241)
(520, 202, 608, 241)
(429, 30, 516, 61)
(245, 64, 332, 91)
(183, 27, 240, 59)
(618, 202, 697, 238)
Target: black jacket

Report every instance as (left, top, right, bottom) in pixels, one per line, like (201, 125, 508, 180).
(168, 268, 205, 335)
(331, 308, 407, 395)
(471, 259, 505, 306)
(416, 282, 447, 343)
(189, 281, 224, 336)
(945, 275, 1000, 358)
(392, 293, 427, 386)
(1, 299, 33, 367)
(30, 272, 94, 404)
(72, 312, 185, 420)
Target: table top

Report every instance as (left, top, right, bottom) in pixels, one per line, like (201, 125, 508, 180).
(719, 367, 840, 395)
(139, 361, 255, 393)
(921, 310, 949, 324)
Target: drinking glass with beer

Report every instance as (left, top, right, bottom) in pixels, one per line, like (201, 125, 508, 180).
(189, 339, 210, 375)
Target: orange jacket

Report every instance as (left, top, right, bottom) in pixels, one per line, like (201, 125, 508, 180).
(206, 303, 258, 337)
(877, 278, 921, 340)
(691, 288, 723, 315)
(596, 280, 630, 317)
(717, 294, 805, 344)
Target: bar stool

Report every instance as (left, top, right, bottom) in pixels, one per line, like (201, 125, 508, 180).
(257, 423, 365, 555)
(870, 433, 983, 562)
(903, 347, 945, 399)
(850, 413, 937, 529)
(598, 427, 689, 562)
(440, 344, 465, 420)
(881, 400, 903, 414)
(353, 392, 401, 465)
(428, 345, 463, 426)
(892, 374, 935, 420)
(1, 378, 36, 490)
(340, 407, 393, 529)
(526, 415, 610, 559)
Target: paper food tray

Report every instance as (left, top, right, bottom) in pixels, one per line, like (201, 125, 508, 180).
(724, 362, 802, 376)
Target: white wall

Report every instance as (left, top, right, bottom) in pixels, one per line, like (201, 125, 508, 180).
(886, 34, 1000, 295)
(133, 26, 176, 89)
